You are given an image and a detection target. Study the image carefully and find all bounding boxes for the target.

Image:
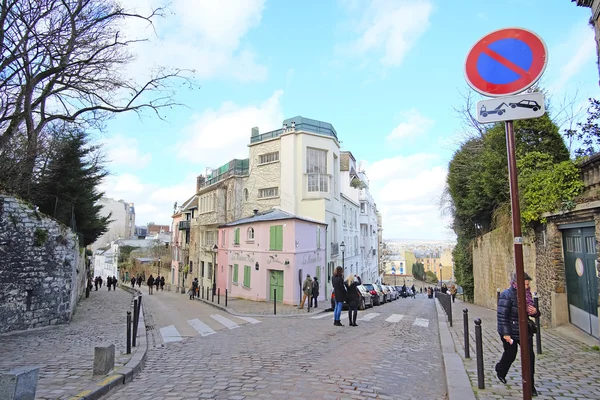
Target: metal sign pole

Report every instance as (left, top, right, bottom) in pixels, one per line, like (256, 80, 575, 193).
(505, 120, 532, 400)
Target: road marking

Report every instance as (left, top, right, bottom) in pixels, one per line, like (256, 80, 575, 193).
(160, 325, 183, 342)
(211, 314, 239, 329)
(385, 314, 404, 323)
(413, 318, 429, 328)
(187, 318, 216, 337)
(311, 313, 331, 319)
(237, 316, 261, 324)
(340, 314, 348, 320)
(357, 313, 380, 321)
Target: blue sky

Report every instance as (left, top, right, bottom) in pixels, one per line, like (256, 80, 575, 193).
(97, 0, 600, 241)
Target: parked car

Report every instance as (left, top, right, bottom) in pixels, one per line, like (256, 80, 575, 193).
(376, 283, 390, 303)
(387, 285, 398, 300)
(363, 283, 384, 306)
(357, 285, 374, 310)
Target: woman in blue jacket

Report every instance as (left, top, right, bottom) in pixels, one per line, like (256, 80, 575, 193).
(332, 266, 346, 326)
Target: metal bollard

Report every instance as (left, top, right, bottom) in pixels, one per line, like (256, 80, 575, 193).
(225, 289, 228, 307)
(218, 288, 220, 305)
(307, 292, 311, 313)
(126, 311, 132, 354)
(497, 288, 500, 305)
(448, 294, 453, 327)
(463, 308, 470, 359)
(274, 288, 277, 315)
(474, 318, 484, 389)
(201, 286, 204, 299)
(534, 294, 542, 354)
(212, 287, 215, 302)
(132, 298, 138, 347)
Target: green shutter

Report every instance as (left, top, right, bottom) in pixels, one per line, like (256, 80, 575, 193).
(244, 265, 251, 287)
(234, 228, 240, 245)
(233, 264, 238, 283)
(270, 226, 276, 250)
(276, 225, 283, 251)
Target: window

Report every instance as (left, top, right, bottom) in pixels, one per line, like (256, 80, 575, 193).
(207, 262, 212, 279)
(360, 203, 366, 213)
(233, 264, 239, 283)
(201, 261, 205, 278)
(243, 265, 251, 287)
(204, 230, 216, 247)
(307, 148, 328, 192)
(343, 205, 347, 226)
(234, 228, 240, 245)
(247, 227, 255, 241)
(270, 225, 283, 251)
(259, 187, 279, 198)
(244, 188, 249, 201)
(189, 261, 193, 273)
(317, 226, 321, 249)
(259, 151, 279, 165)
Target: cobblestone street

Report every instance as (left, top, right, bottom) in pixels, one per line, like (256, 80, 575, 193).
(107, 294, 447, 400)
(0, 287, 136, 399)
(446, 299, 600, 399)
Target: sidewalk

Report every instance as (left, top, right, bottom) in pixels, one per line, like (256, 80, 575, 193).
(0, 286, 147, 400)
(439, 298, 600, 399)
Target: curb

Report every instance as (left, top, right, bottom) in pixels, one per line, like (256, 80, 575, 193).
(69, 285, 148, 400)
(435, 299, 477, 400)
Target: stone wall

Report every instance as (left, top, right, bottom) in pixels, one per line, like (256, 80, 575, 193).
(0, 195, 86, 334)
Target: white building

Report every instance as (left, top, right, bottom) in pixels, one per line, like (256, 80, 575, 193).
(93, 242, 118, 280)
(358, 171, 379, 283)
(91, 198, 135, 251)
(340, 151, 361, 278)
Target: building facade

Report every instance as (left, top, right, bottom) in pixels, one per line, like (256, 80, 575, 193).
(91, 197, 135, 251)
(574, 0, 600, 85)
(358, 171, 379, 283)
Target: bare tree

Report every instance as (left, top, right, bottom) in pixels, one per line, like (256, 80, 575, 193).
(451, 89, 487, 140)
(0, 0, 195, 195)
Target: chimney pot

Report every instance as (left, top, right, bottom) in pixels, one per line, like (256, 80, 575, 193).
(253, 209, 259, 215)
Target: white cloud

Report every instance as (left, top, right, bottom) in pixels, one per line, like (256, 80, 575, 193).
(364, 154, 454, 240)
(99, 134, 152, 169)
(175, 90, 284, 166)
(123, 0, 267, 82)
(340, 0, 434, 67)
(387, 109, 434, 141)
(99, 173, 197, 225)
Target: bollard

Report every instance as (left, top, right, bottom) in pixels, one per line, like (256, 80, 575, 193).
(463, 308, 470, 359)
(126, 311, 132, 354)
(274, 288, 277, 315)
(307, 292, 311, 313)
(212, 287, 215, 303)
(474, 318, 484, 389)
(534, 294, 542, 354)
(225, 289, 228, 307)
(132, 298, 138, 347)
(447, 294, 453, 327)
(218, 288, 220, 305)
(201, 286, 204, 299)
(497, 288, 500, 305)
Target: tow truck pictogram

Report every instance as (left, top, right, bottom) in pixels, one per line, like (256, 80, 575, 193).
(480, 102, 508, 118)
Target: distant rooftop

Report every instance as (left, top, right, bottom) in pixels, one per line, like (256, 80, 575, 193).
(250, 116, 338, 144)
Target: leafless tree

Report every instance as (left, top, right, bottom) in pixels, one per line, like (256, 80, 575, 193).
(0, 0, 195, 195)
(451, 89, 487, 140)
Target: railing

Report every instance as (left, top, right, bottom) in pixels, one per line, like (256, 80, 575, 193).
(178, 220, 191, 230)
(330, 242, 339, 256)
(435, 291, 453, 326)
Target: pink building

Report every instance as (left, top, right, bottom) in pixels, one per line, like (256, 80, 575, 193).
(217, 209, 327, 306)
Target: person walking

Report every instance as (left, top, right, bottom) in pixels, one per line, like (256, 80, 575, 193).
(345, 274, 361, 327)
(450, 284, 457, 303)
(147, 275, 155, 295)
(130, 277, 136, 288)
(160, 276, 165, 291)
(154, 275, 160, 292)
(191, 278, 199, 300)
(495, 272, 539, 396)
(311, 276, 319, 308)
(137, 276, 142, 287)
(298, 274, 313, 309)
(332, 266, 346, 326)
(106, 276, 112, 291)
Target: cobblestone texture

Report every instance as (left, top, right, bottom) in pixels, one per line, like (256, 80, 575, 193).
(199, 295, 328, 316)
(446, 299, 600, 399)
(0, 287, 137, 399)
(107, 295, 447, 399)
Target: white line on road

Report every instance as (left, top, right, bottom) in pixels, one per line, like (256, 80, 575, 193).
(187, 318, 216, 337)
(310, 313, 332, 319)
(211, 314, 240, 329)
(160, 325, 183, 343)
(413, 318, 429, 328)
(357, 313, 380, 321)
(385, 314, 404, 323)
(237, 316, 261, 324)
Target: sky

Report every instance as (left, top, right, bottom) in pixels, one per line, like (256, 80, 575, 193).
(96, 0, 600, 241)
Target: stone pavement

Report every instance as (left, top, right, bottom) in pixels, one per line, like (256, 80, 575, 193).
(0, 286, 139, 399)
(195, 294, 329, 316)
(443, 299, 600, 399)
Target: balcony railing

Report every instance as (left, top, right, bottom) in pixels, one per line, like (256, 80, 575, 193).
(178, 220, 191, 230)
(330, 242, 339, 256)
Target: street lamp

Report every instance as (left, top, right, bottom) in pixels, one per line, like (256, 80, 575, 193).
(212, 244, 218, 295)
(158, 258, 161, 279)
(340, 241, 345, 271)
(439, 263, 443, 287)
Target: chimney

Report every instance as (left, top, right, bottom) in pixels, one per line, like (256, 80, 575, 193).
(196, 175, 205, 192)
(253, 209, 259, 216)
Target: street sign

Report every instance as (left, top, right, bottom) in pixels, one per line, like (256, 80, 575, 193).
(465, 28, 547, 97)
(476, 92, 545, 123)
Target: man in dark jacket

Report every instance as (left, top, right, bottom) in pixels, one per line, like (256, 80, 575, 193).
(311, 277, 319, 308)
(496, 272, 539, 396)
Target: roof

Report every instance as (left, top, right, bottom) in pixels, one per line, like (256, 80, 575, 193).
(115, 239, 154, 248)
(180, 194, 198, 212)
(219, 208, 327, 228)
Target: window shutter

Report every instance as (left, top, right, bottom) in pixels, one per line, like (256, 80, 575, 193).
(270, 226, 275, 250)
(276, 226, 283, 251)
(233, 264, 238, 283)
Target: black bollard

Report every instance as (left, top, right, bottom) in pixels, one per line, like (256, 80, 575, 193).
(474, 318, 484, 389)
(212, 287, 215, 302)
(307, 292, 311, 313)
(218, 288, 220, 305)
(201, 286, 204, 299)
(225, 289, 228, 307)
(447, 294, 453, 327)
(463, 308, 470, 359)
(534, 294, 542, 354)
(274, 288, 277, 315)
(497, 288, 500, 305)
(126, 311, 132, 354)
(132, 298, 138, 347)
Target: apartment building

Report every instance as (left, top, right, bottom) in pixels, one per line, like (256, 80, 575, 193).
(91, 197, 135, 251)
(340, 151, 361, 277)
(358, 171, 379, 284)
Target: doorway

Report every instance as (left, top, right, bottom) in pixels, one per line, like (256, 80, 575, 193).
(269, 270, 283, 302)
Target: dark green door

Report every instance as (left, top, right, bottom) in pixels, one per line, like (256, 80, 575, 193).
(563, 227, 599, 338)
(269, 270, 283, 302)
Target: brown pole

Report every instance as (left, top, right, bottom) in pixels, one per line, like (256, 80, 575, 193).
(505, 120, 532, 400)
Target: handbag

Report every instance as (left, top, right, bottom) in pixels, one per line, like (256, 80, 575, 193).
(527, 318, 537, 334)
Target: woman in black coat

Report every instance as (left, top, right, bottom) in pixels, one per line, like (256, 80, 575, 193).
(332, 266, 346, 326)
(345, 274, 362, 327)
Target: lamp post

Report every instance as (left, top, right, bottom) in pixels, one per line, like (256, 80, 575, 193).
(340, 241, 345, 272)
(212, 244, 218, 295)
(439, 263, 443, 287)
(158, 258, 161, 280)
